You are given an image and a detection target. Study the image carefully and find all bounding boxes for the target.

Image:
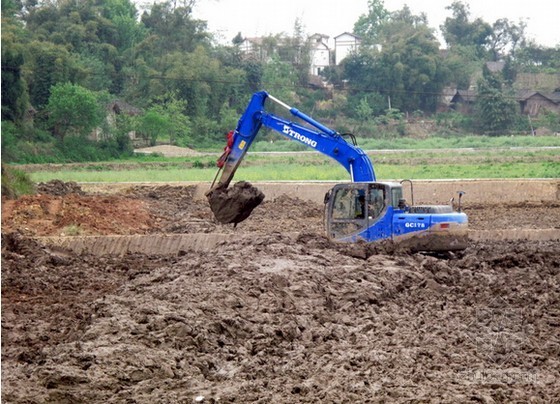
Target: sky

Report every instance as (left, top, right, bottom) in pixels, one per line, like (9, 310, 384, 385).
(191, 0, 560, 48)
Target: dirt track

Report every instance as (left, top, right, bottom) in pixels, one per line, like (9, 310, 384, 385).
(2, 182, 560, 402)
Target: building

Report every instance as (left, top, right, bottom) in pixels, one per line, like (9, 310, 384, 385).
(238, 32, 362, 68)
(308, 34, 330, 76)
(90, 100, 141, 143)
(238, 37, 267, 62)
(517, 90, 560, 116)
(448, 89, 560, 116)
(334, 32, 361, 65)
(449, 90, 478, 114)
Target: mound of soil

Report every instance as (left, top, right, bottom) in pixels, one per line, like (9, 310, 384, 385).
(37, 179, 85, 196)
(1, 193, 155, 236)
(134, 145, 201, 157)
(207, 181, 265, 226)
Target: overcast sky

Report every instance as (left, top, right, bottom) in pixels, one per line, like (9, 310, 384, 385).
(191, 0, 559, 48)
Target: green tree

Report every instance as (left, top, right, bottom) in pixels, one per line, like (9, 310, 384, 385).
(515, 42, 560, 72)
(487, 18, 526, 61)
(262, 55, 298, 104)
(475, 65, 518, 134)
(158, 46, 245, 119)
(285, 18, 311, 86)
(232, 32, 244, 46)
(345, 6, 447, 113)
(440, 1, 492, 57)
(140, 0, 210, 57)
(102, 0, 146, 51)
(2, 0, 29, 122)
(1, 49, 27, 122)
(26, 41, 73, 108)
(353, 0, 389, 45)
(46, 82, 103, 140)
(136, 92, 191, 146)
(138, 109, 170, 146)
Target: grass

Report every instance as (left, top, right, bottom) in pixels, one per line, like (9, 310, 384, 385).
(28, 160, 559, 183)
(19, 135, 560, 183)
(252, 135, 560, 152)
(1, 164, 35, 198)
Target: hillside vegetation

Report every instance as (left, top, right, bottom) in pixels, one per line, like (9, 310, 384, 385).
(2, 0, 559, 165)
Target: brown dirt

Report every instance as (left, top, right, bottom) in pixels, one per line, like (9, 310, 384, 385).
(133, 144, 202, 157)
(206, 181, 265, 226)
(36, 179, 86, 196)
(2, 183, 560, 402)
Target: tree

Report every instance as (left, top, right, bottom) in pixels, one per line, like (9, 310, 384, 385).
(475, 65, 518, 134)
(138, 109, 170, 146)
(232, 32, 244, 46)
(2, 0, 28, 122)
(262, 55, 298, 104)
(138, 93, 190, 145)
(515, 42, 560, 71)
(441, 1, 492, 56)
(140, 0, 210, 56)
(46, 82, 103, 140)
(287, 18, 311, 86)
(353, 0, 389, 45)
(487, 18, 526, 61)
(102, 0, 147, 51)
(1, 49, 27, 122)
(26, 41, 73, 108)
(344, 6, 447, 113)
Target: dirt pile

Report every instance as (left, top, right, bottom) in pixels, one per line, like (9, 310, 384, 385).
(2, 232, 559, 402)
(1, 193, 155, 236)
(207, 181, 265, 226)
(133, 144, 201, 157)
(37, 179, 85, 196)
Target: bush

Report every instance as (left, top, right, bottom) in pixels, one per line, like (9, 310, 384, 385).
(1, 164, 35, 199)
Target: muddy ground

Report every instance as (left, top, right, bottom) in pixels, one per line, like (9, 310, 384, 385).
(2, 183, 560, 402)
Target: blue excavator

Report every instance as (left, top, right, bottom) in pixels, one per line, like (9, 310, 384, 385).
(206, 91, 468, 251)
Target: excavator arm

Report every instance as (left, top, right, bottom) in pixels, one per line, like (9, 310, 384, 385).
(210, 91, 375, 193)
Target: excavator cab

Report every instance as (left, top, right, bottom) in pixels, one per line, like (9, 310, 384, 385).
(325, 182, 468, 250)
(326, 183, 394, 242)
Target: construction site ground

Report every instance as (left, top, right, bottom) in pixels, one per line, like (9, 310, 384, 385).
(2, 180, 560, 402)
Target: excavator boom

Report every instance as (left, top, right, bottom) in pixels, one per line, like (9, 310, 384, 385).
(210, 91, 375, 193)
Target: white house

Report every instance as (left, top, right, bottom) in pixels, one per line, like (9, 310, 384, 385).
(239, 37, 266, 61)
(237, 31, 363, 76)
(308, 33, 330, 76)
(334, 32, 361, 65)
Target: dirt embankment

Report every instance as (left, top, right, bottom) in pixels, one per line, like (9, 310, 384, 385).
(3, 182, 559, 238)
(2, 182, 560, 402)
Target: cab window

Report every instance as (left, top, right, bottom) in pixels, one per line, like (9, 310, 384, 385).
(368, 187, 385, 219)
(332, 188, 365, 220)
(391, 187, 403, 208)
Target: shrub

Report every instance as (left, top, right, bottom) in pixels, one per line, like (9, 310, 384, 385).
(1, 164, 35, 199)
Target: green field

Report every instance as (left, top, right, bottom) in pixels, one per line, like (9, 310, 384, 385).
(24, 145, 560, 183)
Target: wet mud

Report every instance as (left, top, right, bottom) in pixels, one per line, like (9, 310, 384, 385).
(206, 181, 265, 226)
(2, 183, 560, 402)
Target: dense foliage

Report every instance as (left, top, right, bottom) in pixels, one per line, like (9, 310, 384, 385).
(1, 0, 558, 163)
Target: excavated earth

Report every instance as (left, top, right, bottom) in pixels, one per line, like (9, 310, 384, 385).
(2, 182, 560, 402)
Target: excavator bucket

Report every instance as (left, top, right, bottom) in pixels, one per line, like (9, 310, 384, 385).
(206, 181, 265, 226)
